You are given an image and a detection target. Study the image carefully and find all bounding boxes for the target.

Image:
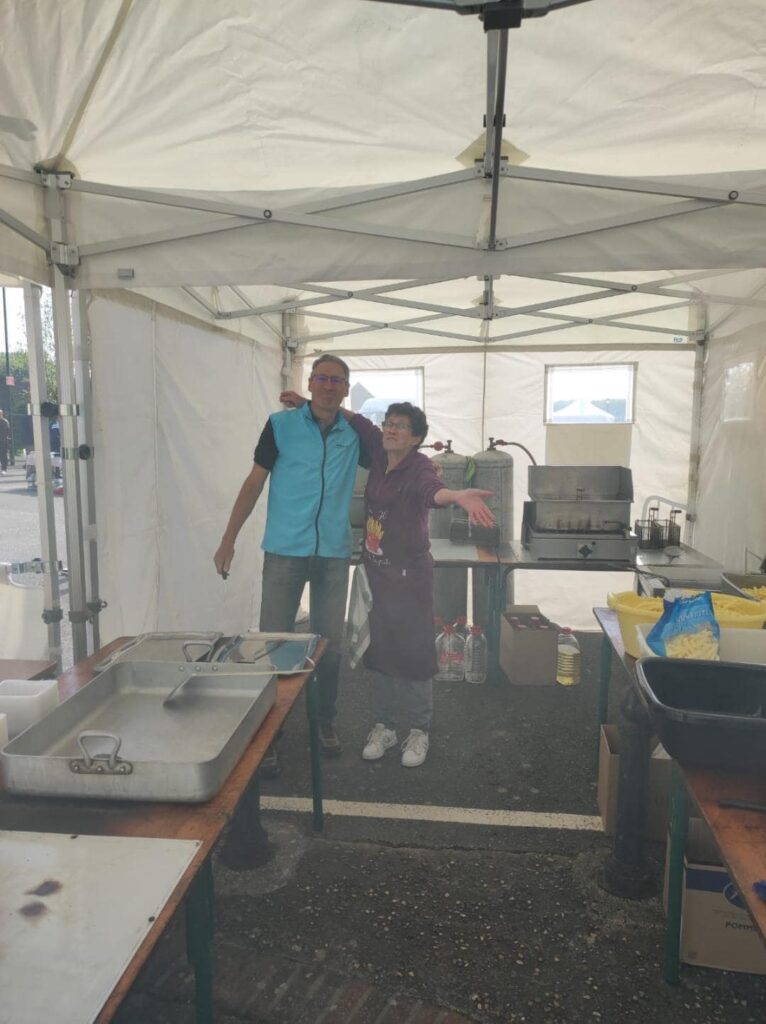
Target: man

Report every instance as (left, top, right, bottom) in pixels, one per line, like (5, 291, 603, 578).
(214, 354, 361, 773)
(0, 409, 10, 474)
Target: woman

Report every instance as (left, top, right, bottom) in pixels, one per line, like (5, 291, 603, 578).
(281, 390, 494, 768)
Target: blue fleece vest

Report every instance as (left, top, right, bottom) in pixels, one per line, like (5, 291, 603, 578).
(262, 404, 360, 558)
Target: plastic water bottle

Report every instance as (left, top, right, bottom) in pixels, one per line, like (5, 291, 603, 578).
(453, 616, 469, 642)
(435, 625, 464, 682)
(464, 626, 488, 684)
(556, 628, 581, 686)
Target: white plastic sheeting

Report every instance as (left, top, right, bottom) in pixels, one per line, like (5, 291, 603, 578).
(695, 319, 766, 572)
(88, 291, 282, 639)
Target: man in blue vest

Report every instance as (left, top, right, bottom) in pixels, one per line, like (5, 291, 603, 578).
(214, 354, 360, 774)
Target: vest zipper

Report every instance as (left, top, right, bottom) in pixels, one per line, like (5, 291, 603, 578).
(315, 431, 328, 555)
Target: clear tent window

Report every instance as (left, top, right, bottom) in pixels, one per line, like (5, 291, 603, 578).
(346, 368, 425, 425)
(544, 364, 636, 425)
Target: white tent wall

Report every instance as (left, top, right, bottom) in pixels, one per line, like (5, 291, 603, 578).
(87, 290, 283, 641)
(313, 346, 696, 629)
(694, 321, 766, 571)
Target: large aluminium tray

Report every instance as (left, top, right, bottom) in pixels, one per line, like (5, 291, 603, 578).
(1, 660, 277, 802)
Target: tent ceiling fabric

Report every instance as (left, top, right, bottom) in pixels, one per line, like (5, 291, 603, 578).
(2, 1, 766, 190)
(2, 0, 766, 343)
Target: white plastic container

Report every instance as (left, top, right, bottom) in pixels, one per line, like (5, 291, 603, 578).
(635, 623, 766, 664)
(0, 713, 8, 749)
(0, 679, 59, 739)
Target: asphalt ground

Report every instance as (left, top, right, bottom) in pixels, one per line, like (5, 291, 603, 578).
(3, 471, 766, 1023)
(114, 642, 766, 1024)
(0, 462, 72, 666)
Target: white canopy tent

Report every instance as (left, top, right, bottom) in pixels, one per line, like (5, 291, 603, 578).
(1, 0, 764, 661)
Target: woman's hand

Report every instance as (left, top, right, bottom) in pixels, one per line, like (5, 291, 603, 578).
(280, 390, 307, 408)
(456, 489, 495, 527)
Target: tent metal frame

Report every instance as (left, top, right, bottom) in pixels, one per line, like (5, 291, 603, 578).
(0, 27, 760, 659)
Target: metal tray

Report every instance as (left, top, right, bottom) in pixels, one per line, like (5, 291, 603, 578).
(1, 660, 276, 803)
(92, 632, 223, 672)
(213, 632, 319, 673)
(721, 572, 766, 602)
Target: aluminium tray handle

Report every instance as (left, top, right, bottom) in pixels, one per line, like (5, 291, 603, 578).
(70, 731, 133, 776)
(182, 639, 216, 662)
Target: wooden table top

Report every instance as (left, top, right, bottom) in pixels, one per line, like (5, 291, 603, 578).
(593, 606, 766, 945)
(0, 635, 325, 1022)
(0, 658, 57, 681)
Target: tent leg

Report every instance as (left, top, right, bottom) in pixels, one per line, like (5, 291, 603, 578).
(72, 290, 104, 651)
(23, 283, 63, 670)
(43, 174, 89, 663)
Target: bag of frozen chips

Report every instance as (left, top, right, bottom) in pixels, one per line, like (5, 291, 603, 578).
(646, 590, 720, 660)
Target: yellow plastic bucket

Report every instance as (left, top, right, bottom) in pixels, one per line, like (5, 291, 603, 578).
(606, 592, 664, 658)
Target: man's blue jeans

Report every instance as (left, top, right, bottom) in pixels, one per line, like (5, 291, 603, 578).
(260, 552, 349, 725)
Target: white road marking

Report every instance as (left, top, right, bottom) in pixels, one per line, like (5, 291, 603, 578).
(261, 796, 603, 832)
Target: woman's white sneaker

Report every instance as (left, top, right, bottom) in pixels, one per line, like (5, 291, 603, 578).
(362, 723, 398, 760)
(401, 729, 429, 768)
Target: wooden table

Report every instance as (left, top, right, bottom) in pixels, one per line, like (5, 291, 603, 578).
(592, 608, 766, 982)
(0, 658, 57, 680)
(665, 751, 766, 983)
(0, 636, 326, 1023)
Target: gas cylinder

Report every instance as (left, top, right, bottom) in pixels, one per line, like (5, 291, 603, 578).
(425, 440, 469, 623)
(469, 439, 514, 626)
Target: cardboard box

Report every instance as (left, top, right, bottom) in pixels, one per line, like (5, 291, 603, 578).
(664, 819, 766, 975)
(499, 605, 558, 686)
(597, 724, 675, 842)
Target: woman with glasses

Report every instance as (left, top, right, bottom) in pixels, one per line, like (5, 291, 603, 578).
(280, 391, 494, 769)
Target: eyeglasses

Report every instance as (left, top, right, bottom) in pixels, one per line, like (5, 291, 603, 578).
(382, 420, 412, 432)
(310, 374, 347, 386)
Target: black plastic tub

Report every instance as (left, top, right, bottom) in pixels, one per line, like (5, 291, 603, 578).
(635, 657, 766, 773)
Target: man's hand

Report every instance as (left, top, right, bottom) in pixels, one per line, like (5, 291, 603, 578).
(213, 538, 235, 578)
(280, 390, 307, 408)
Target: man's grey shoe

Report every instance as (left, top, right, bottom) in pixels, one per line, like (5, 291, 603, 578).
(318, 722, 342, 757)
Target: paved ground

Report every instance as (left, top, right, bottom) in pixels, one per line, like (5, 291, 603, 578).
(0, 463, 72, 666)
(3, 474, 765, 1023)
(113, 644, 766, 1024)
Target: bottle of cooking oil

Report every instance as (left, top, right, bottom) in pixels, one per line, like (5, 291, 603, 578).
(556, 627, 581, 686)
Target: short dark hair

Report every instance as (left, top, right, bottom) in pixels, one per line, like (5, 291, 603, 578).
(386, 402, 428, 445)
(311, 353, 350, 380)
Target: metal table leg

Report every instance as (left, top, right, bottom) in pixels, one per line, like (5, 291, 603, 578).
(596, 634, 612, 767)
(305, 672, 324, 832)
(186, 857, 215, 1024)
(601, 686, 656, 898)
(664, 767, 690, 985)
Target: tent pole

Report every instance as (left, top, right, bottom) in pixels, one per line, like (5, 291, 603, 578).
(683, 300, 707, 549)
(41, 171, 89, 663)
(486, 29, 508, 250)
(71, 289, 104, 651)
(22, 283, 63, 670)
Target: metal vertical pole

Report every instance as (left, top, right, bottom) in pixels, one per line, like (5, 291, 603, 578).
(2, 288, 15, 463)
(683, 300, 706, 549)
(23, 283, 62, 668)
(41, 172, 89, 662)
(71, 290, 104, 650)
